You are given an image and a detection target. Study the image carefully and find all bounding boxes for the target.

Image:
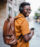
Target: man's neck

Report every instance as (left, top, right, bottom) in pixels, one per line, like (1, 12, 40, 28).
(22, 13, 28, 17)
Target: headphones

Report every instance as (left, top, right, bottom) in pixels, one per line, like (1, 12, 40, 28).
(19, 6, 24, 12)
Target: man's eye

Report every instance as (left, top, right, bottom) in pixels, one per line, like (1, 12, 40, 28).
(26, 9, 31, 11)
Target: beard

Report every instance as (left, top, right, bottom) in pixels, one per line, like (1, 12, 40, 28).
(23, 13, 29, 17)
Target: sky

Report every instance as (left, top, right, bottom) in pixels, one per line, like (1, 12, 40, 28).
(26, 0, 40, 16)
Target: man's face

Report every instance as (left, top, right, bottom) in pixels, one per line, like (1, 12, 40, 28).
(23, 5, 31, 17)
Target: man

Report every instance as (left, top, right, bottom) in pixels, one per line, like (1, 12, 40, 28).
(11, 2, 34, 47)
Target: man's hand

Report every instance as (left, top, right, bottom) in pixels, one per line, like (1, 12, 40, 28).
(23, 28, 34, 42)
(31, 31, 34, 36)
(30, 28, 34, 37)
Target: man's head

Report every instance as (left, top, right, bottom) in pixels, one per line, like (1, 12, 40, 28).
(19, 2, 31, 17)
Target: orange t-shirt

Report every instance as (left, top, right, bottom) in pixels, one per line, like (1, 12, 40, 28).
(15, 13, 30, 47)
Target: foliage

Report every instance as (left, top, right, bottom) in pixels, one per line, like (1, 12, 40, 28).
(34, 8, 40, 19)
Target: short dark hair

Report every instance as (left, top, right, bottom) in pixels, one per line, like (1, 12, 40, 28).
(19, 2, 30, 13)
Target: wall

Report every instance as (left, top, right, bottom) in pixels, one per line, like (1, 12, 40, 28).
(0, 3, 7, 27)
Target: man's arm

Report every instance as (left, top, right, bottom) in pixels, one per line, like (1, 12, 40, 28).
(23, 31, 34, 42)
(21, 19, 34, 42)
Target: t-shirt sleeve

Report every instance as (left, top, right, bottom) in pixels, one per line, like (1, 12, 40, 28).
(21, 19, 30, 35)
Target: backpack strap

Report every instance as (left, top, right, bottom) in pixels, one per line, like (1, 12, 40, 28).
(14, 16, 24, 20)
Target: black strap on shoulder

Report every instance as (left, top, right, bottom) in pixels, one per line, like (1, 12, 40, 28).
(14, 16, 23, 20)
(18, 34, 22, 40)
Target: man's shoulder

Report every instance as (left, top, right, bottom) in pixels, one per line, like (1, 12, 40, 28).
(16, 15, 25, 21)
(15, 16, 25, 25)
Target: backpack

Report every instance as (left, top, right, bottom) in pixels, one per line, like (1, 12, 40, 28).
(3, 17, 17, 45)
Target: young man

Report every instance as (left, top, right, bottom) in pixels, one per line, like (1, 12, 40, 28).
(11, 2, 34, 47)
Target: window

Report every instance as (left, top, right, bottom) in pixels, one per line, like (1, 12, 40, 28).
(14, 11, 17, 16)
(8, 7, 12, 16)
(7, 2, 12, 16)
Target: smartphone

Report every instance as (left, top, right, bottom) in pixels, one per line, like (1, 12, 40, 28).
(30, 28, 35, 31)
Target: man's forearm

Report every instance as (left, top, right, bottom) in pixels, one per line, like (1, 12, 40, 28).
(28, 32, 33, 41)
(24, 32, 33, 42)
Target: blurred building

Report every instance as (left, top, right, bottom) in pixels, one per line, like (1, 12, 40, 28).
(0, 0, 13, 27)
(12, 0, 25, 17)
(0, 0, 25, 27)
(0, 0, 25, 19)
